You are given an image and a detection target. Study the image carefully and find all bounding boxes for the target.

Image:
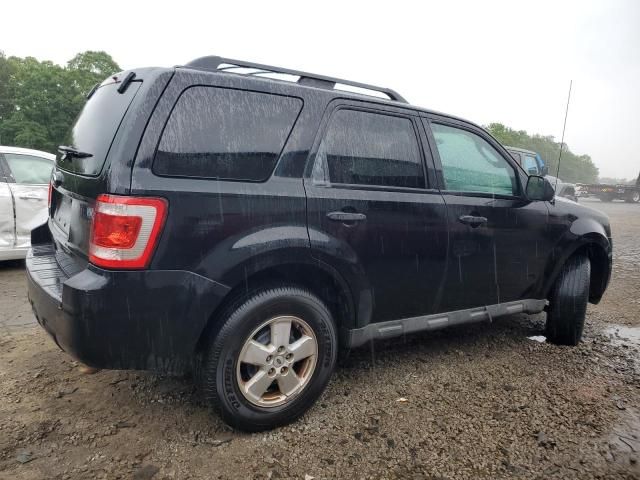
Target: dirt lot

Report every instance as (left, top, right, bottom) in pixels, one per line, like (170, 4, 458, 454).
(1, 198, 639, 480)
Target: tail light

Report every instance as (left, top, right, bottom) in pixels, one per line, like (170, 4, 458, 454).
(89, 194, 167, 269)
(47, 181, 53, 210)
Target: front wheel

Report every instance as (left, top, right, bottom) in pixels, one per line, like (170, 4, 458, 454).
(201, 286, 337, 431)
(546, 255, 590, 346)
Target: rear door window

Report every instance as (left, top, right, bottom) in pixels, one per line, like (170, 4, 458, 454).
(58, 80, 141, 176)
(312, 109, 425, 189)
(154, 87, 302, 181)
(5, 154, 53, 184)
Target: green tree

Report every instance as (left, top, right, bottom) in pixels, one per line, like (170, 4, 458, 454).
(486, 123, 599, 184)
(67, 51, 120, 95)
(0, 51, 120, 152)
(0, 51, 16, 127)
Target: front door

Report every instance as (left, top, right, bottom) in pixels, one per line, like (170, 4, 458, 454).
(3, 153, 53, 249)
(305, 105, 448, 324)
(424, 118, 550, 312)
(0, 157, 16, 253)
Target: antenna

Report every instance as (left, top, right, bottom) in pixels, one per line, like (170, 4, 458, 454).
(555, 80, 572, 191)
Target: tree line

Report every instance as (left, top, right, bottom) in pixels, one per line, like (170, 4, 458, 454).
(0, 50, 120, 153)
(486, 123, 599, 183)
(1, 51, 600, 184)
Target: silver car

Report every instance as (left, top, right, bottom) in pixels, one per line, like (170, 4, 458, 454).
(0, 146, 54, 261)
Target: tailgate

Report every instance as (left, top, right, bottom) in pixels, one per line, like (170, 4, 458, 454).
(50, 74, 142, 259)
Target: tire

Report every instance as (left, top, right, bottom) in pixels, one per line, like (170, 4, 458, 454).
(201, 286, 337, 431)
(546, 255, 590, 346)
(624, 191, 640, 203)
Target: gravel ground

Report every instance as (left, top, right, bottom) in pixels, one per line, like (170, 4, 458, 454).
(0, 197, 639, 480)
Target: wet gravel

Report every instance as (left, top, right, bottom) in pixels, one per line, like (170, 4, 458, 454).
(0, 198, 639, 480)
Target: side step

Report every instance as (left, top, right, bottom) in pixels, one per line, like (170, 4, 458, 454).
(347, 299, 547, 348)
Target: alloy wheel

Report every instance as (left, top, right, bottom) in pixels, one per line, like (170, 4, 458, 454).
(236, 315, 318, 407)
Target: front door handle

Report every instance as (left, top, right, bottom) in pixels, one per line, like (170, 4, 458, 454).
(458, 215, 487, 228)
(326, 211, 367, 223)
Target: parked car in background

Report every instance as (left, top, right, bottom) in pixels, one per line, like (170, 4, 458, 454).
(27, 57, 612, 431)
(586, 172, 640, 203)
(575, 183, 590, 198)
(505, 146, 548, 176)
(505, 146, 578, 202)
(0, 146, 54, 261)
(544, 175, 579, 202)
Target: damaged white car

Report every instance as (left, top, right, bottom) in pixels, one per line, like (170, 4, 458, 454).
(0, 146, 54, 261)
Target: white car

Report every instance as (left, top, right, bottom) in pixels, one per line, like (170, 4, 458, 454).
(0, 146, 54, 261)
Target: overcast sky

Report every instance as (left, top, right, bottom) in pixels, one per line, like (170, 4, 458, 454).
(2, 0, 639, 179)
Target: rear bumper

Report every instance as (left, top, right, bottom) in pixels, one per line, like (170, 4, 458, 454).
(27, 242, 230, 374)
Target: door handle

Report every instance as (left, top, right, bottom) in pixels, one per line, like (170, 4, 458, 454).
(458, 215, 487, 228)
(18, 194, 42, 200)
(326, 211, 367, 223)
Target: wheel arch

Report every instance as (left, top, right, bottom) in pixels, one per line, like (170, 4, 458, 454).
(543, 232, 611, 304)
(195, 257, 356, 355)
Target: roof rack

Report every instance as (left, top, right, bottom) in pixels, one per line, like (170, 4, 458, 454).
(183, 56, 407, 103)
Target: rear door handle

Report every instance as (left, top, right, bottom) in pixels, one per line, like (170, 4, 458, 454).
(326, 211, 367, 223)
(18, 194, 42, 200)
(458, 215, 487, 228)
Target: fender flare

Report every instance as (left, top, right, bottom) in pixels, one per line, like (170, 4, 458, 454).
(541, 218, 612, 300)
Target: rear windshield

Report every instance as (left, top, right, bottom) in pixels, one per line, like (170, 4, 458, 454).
(57, 80, 141, 176)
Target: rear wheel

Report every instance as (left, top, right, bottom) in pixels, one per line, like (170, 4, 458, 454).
(546, 255, 590, 346)
(201, 286, 337, 431)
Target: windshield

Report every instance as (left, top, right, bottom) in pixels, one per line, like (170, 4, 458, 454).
(523, 154, 540, 175)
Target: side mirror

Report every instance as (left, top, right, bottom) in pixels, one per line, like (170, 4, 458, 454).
(541, 165, 549, 176)
(526, 175, 555, 201)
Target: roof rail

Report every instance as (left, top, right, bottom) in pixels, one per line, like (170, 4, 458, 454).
(183, 56, 407, 103)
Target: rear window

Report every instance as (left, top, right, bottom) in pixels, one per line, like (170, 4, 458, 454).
(153, 87, 302, 181)
(57, 80, 141, 176)
(312, 109, 424, 189)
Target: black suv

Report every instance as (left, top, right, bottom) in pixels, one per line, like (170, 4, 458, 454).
(27, 56, 612, 431)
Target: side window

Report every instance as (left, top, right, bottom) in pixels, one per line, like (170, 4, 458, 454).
(523, 155, 539, 175)
(4, 154, 53, 184)
(313, 109, 425, 189)
(509, 151, 522, 166)
(154, 87, 302, 181)
(431, 123, 517, 196)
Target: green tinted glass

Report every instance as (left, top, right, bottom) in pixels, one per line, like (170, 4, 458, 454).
(431, 124, 516, 196)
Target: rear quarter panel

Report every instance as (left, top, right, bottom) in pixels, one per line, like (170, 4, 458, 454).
(131, 70, 331, 289)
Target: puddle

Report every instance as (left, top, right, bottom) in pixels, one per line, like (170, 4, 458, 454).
(607, 407, 640, 471)
(604, 325, 640, 347)
(527, 335, 546, 343)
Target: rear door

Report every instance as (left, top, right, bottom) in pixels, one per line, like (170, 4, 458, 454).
(305, 102, 448, 324)
(3, 153, 53, 248)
